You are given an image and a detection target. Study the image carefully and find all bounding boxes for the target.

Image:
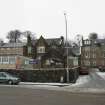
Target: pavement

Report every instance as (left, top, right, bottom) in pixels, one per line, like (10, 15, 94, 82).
(20, 82, 70, 87)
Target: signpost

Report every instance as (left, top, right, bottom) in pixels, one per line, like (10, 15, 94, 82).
(29, 59, 38, 64)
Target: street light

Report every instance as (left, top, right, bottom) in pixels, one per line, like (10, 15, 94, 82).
(64, 12, 69, 83)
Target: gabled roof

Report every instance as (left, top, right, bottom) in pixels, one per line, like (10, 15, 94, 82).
(32, 36, 62, 46)
(35, 36, 48, 46)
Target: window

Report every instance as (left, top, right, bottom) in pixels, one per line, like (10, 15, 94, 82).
(92, 47, 96, 52)
(93, 61, 96, 66)
(9, 56, 16, 64)
(85, 52, 90, 58)
(37, 56, 41, 60)
(37, 46, 45, 53)
(46, 60, 50, 65)
(84, 40, 91, 45)
(0, 73, 6, 77)
(93, 53, 96, 58)
(2, 56, 9, 64)
(25, 60, 29, 64)
(28, 46, 31, 54)
(84, 60, 90, 66)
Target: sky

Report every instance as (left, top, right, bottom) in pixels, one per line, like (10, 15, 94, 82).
(0, 0, 105, 41)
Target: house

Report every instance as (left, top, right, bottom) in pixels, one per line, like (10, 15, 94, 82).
(33, 35, 80, 69)
(33, 36, 65, 68)
(0, 38, 33, 70)
(81, 38, 105, 68)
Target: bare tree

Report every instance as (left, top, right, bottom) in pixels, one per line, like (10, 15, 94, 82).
(7, 30, 22, 43)
(89, 32, 98, 40)
(75, 34, 83, 46)
(0, 39, 4, 45)
(22, 31, 36, 40)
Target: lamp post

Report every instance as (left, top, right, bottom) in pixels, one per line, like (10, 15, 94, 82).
(64, 12, 69, 83)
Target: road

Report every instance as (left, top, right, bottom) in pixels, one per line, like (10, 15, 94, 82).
(0, 68, 105, 105)
(0, 86, 105, 105)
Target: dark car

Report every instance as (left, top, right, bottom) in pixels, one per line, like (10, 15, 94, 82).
(99, 66, 105, 72)
(79, 67, 89, 75)
(0, 72, 20, 85)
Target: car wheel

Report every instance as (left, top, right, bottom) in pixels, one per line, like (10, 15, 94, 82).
(8, 80, 13, 85)
(14, 82, 19, 85)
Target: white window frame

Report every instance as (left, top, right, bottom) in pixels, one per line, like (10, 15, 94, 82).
(85, 52, 90, 58)
(93, 61, 96, 66)
(28, 46, 32, 54)
(37, 46, 45, 53)
(9, 56, 16, 64)
(93, 53, 96, 58)
(25, 60, 29, 64)
(84, 60, 90, 66)
(2, 56, 9, 64)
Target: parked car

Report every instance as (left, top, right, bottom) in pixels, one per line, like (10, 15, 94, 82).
(98, 66, 105, 72)
(79, 67, 89, 75)
(0, 72, 20, 85)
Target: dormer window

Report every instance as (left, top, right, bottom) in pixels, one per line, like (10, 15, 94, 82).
(84, 40, 91, 45)
(37, 46, 45, 53)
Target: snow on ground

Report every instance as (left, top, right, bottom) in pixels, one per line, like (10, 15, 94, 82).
(18, 75, 105, 93)
(20, 82, 70, 86)
(70, 75, 90, 87)
(96, 72, 105, 80)
(20, 75, 91, 88)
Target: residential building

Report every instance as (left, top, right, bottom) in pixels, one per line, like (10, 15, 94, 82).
(0, 41, 33, 69)
(33, 36, 65, 68)
(81, 38, 105, 68)
(0, 35, 79, 69)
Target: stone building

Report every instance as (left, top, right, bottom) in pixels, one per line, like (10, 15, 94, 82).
(33, 36, 65, 68)
(81, 38, 105, 68)
(0, 39, 33, 70)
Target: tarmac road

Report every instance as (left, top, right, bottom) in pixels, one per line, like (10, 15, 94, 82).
(0, 86, 105, 105)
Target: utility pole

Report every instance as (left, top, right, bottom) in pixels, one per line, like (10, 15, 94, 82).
(64, 12, 69, 83)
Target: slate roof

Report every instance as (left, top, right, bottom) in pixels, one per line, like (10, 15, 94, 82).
(0, 42, 26, 48)
(46, 38, 61, 45)
(0, 37, 62, 48)
(32, 38, 62, 46)
(95, 39, 105, 45)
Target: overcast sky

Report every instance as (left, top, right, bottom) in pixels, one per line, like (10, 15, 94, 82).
(0, 0, 105, 41)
